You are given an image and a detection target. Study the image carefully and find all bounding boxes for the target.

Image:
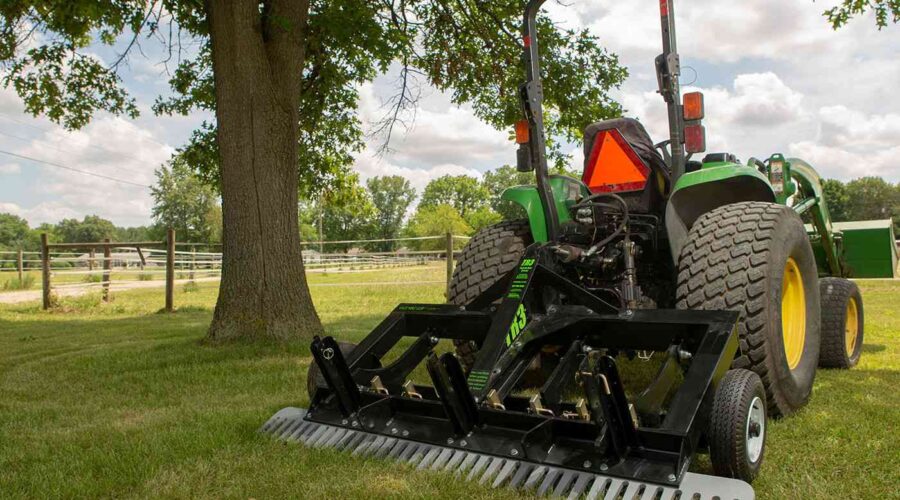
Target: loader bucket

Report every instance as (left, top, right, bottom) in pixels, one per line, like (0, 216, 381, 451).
(832, 220, 898, 278)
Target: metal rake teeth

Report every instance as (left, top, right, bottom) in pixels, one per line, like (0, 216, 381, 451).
(261, 408, 754, 500)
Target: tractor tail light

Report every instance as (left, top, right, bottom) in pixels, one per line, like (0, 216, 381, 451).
(684, 124, 706, 153)
(582, 128, 650, 193)
(515, 120, 530, 144)
(683, 92, 705, 121)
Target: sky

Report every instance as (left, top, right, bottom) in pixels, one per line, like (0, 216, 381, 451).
(0, 0, 898, 228)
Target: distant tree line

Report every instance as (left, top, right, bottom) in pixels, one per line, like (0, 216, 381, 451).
(3, 173, 895, 261)
(821, 177, 900, 234)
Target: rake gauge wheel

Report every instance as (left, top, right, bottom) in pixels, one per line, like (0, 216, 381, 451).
(448, 219, 532, 371)
(708, 368, 767, 483)
(818, 277, 864, 368)
(677, 201, 821, 417)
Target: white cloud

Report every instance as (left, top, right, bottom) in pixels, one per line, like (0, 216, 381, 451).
(0, 163, 21, 174)
(0, 202, 22, 214)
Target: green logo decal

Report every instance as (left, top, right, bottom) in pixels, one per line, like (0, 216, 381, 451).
(507, 258, 536, 299)
(506, 303, 528, 346)
(468, 370, 489, 390)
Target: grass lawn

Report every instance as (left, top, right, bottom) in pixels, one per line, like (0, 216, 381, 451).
(0, 267, 897, 499)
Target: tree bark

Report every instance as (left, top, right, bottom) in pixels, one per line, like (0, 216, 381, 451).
(205, 0, 323, 342)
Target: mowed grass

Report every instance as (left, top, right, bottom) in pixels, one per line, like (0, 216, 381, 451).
(0, 267, 898, 499)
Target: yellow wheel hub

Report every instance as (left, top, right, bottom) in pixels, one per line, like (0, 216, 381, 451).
(781, 258, 806, 370)
(845, 297, 859, 355)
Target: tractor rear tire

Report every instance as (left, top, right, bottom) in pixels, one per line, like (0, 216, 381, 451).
(448, 219, 532, 371)
(818, 277, 864, 368)
(676, 201, 821, 417)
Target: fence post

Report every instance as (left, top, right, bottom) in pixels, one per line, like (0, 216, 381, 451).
(40, 234, 50, 310)
(445, 232, 454, 298)
(89, 248, 95, 271)
(189, 246, 196, 282)
(102, 239, 111, 302)
(16, 248, 23, 283)
(165, 228, 175, 312)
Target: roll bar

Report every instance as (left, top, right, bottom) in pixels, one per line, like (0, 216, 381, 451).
(519, 0, 687, 241)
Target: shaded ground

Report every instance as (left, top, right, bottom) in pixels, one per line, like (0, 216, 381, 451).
(0, 268, 897, 499)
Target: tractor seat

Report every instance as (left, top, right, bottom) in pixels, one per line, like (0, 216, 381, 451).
(583, 117, 670, 182)
(582, 117, 671, 212)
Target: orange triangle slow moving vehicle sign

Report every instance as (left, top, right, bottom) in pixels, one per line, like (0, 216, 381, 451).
(582, 128, 650, 193)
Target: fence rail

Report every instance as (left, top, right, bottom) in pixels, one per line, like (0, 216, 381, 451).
(1, 231, 471, 309)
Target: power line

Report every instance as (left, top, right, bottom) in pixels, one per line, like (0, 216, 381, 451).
(0, 149, 151, 188)
(0, 129, 154, 176)
(0, 112, 172, 151)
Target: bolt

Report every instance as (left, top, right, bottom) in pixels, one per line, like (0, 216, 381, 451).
(341, 419, 348, 425)
(583, 461, 592, 469)
(391, 428, 398, 435)
(749, 421, 761, 437)
(447, 438, 455, 445)
(493, 368, 501, 374)
(599, 464, 608, 471)
(352, 421, 359, 427)
(510, 449, 519, 456)
(582, 345, 593, 353)
(460, 440, 467, 447)
(624, 309, 634, 317)
(459, 305, 466, 311)
(402, 430, 409, 437)
(430, 336, 439, 344)
(668, 474, 677, 482)
(368, 422, 375, 429)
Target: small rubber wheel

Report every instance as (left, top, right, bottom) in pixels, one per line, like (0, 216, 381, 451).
(708, 369, 767, 483)
(306, 341, 376, 400)
(818, 277, 864, 368)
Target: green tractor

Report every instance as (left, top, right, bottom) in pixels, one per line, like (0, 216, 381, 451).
(263, 1, 898, 498)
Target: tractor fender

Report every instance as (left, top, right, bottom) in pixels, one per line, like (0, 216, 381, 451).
(666, 165, 776, 263)
(501, 175, 588, 243)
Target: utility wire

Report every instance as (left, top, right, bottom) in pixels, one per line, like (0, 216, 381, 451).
(0, 149, 151, 188)
(0, 129, 153, 176)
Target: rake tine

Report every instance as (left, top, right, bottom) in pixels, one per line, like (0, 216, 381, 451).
(523, 466, 548, 491)
(466, 455, 492, 482)
(552, 470, 577, 497)
(399, 443, 420, 462)
(416, 448, 441, 470)
(509, 463, 535, 489)
(408, 445, 431, 466)
(302, 425, 328, 446)
(492, 460, 518, 488)
(372, 437, 397, 458)
(443, 450, 467, 472)
(478, 458, 505, 484)
(536, 467, 562, 497)
(387, 441, 409, 460)
(585, 477, 610, 500)
(603, 478, 626, 500)
(567, 473, 594, 500)
(456, 453, 480, 476)
(430, 448, 455, 471)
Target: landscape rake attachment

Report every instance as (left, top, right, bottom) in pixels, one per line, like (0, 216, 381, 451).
(262, 250, 753, 500)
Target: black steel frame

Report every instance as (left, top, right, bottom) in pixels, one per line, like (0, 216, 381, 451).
(304, 246, 739, 486)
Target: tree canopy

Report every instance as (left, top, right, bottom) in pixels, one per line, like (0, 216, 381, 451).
(366, 175, 416, 250)
(151, 157, 222, 244)
(419, 174, 490, 218)
(825, 0, 900, 28)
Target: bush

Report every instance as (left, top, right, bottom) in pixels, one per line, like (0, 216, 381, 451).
(3, 274, 35, 290)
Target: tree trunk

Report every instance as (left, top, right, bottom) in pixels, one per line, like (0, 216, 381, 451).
(205, 0, 322, 342)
